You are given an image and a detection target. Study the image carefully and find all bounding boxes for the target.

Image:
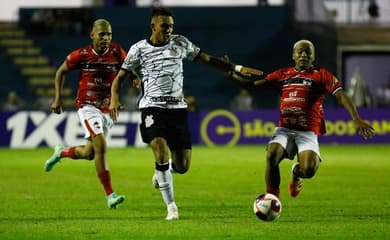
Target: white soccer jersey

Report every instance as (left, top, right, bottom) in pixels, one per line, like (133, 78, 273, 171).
(122, 34, 201, 109)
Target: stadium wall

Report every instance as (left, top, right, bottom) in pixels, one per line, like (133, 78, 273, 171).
(17, 6, 296, 109)
(1, 109, 389, 148)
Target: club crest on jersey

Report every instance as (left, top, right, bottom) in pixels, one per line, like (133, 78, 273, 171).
(145, 115, 154, 128)
(93, 121, 101, 129)
(165, 46, 180, 57)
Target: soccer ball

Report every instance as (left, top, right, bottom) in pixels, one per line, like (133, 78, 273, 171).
(253, 193, 282, 221)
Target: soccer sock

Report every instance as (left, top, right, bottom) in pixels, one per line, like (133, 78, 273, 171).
(98, 170, 114, 196)
(155, 162, 175, 206)
(60, 147, 79, 159)
(266, 187, 280, 198)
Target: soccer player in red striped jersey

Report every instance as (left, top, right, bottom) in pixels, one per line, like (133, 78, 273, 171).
(44, 19, 133, 209)
(229, 39, 375, 198)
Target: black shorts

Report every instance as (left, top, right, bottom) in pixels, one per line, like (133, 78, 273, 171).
(140, 107, 192, 150)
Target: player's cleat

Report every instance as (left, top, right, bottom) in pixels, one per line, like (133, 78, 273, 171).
(107, 192, 125, 209)
(288, 163, 302, 197)
(166, 202, 179, 220)
(152, 172, 159, 189)
(44, 145, 65, 172)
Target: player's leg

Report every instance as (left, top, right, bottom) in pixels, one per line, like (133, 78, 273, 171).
(44, 108, 98, 172)
(44, 137, 95, 172)
(168, 108, 192, 174)
(160, 109, 191, 219)
(289, 131, 321, 197)
(295, 150, 320, 178)
(81, 106, 124, 208)
(63, 141, 95, 160)
(265, 142, 285, 198)
(265, 127, 290, 198)
(150, 137, 178, 220)
(140, 107, 178, 220)
(170, 149, 191, 174)
(90, 132, 124, 209)
(289, 150, 320, 197)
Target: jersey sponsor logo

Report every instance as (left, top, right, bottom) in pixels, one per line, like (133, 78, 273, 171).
(80, 62, 120, 71)
(283, 97, 306, 103)
(150, 96, 183, 103)
(282, 77, 316, 87)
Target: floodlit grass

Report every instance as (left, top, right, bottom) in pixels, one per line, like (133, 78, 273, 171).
(0, 145, 389, 239)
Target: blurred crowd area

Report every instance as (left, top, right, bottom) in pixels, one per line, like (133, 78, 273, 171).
(23, 8, 94, 36)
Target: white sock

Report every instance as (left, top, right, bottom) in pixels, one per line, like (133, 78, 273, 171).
(168, 159, 176, 173)
(155, 169, 175, 206)
(167, 202, 178, 211)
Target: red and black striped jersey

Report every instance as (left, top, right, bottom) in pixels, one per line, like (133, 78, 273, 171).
(265, 66, 342, 135)
(66, 42, 126, 112)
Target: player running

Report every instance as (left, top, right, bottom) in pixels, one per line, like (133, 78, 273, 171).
(44, 19, 133, 209)
(109, 7, 262, 220)
(228, 39, 375, 198)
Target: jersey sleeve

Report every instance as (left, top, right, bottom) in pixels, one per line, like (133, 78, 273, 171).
(174, 35, 200, 62)
(322, 69, 342, 95)
(122, 44, 140, 72)
(264, 69, 283, 89)
(65, 49, 82, 70)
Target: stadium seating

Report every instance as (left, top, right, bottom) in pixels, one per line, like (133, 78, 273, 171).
(12, 6, 337, 110)
(0, 22, 74, 109)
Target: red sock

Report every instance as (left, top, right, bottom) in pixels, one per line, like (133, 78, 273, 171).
(98, 170, 114, 196)
(60, 147, 78, 159)
(266, 187, 280, 198)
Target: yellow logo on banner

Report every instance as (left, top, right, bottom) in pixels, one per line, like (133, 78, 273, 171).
(200, 110, 276, 146)
(200, 109, 241, 146)
(200, 110, 390, 146)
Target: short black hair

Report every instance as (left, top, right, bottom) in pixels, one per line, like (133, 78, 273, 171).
(151, 7, 173, 18)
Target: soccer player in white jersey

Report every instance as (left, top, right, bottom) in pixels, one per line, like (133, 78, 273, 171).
(109, 7, 262, 220)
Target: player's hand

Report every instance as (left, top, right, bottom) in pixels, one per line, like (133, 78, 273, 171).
(133, 78, 141, 88)
(222, 55, 263, 77)
(109, 100, 122, 121)
(354, 119, 375, 139)
(50, 99, 63, 114)
(239, 66, 263, 77)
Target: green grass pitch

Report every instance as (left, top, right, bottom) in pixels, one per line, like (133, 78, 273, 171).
(0, 145, 389, 240)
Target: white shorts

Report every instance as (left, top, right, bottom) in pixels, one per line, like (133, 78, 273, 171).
(77, 105, 113, 139)
(269, 127, 321, 157)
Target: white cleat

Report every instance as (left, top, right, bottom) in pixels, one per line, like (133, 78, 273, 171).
(166, 202, 179, 220)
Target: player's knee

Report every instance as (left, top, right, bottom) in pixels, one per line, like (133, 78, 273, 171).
(266, 150, 283, 166)
(172, 160, 189, 174)
(78, 148, 94, 160)
(302, 167, 316, 178)
(87, 152, 95, 160)
(174, 166, 188, 174)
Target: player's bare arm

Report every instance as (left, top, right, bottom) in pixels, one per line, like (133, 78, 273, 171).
(228, 71, 267, 91)
(196, 52, 263, 77)
(51, 61, 69, 114)
(109, 69, 138, 121)
(334, 90, 375, 139)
